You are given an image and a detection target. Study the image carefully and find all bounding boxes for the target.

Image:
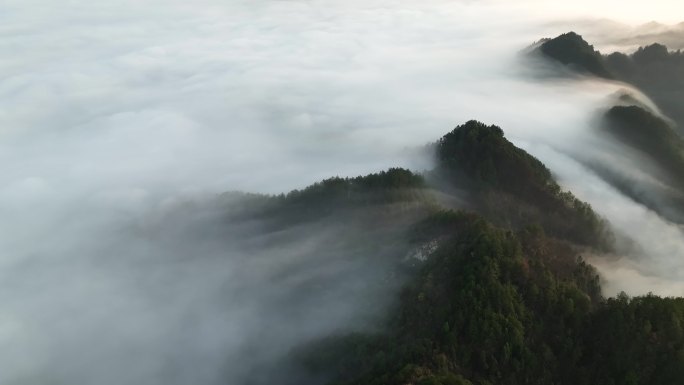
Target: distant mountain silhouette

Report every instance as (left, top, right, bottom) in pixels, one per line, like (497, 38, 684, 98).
(537, 32, 684, 130)
(536, 32, 613, 78)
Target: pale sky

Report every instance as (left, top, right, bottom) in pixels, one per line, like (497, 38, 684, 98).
(485, 0, 683, 24)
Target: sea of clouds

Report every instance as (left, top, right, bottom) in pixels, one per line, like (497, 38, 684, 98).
(1, 0, 683, 383)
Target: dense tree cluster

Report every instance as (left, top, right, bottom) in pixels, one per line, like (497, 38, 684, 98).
(538, 32, 684, 130)
(604, 106, 684, 185)
(536, 32, 684, 224)
(606, 44, 684, 128)
(283, 168, 427, 206)
(593, 104, 684, 225)
(300, 211, 684, 385)
(435, 120, 610, 249)
(222, 118, 684, 385)
(220, 168, 432, 229)
(232, 28, 684, 385)
(537, 32, 613, 78)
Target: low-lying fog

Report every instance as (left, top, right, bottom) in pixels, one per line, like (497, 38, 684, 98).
(1, 0, 683, 383)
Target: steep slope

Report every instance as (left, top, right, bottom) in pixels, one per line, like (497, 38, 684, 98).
(606, 44, 684, 128)
(156, 168, 442, 385)
(604, 106, 684, 184)
(434, 120, 610, 249)
(292, 123, 684, 385)
(534, 32, 684, 224)
(301, 212, 684, 385)
(536, 32, 684, 130)
(580, 105, 684, 225)
(215, 121, 617, 384)
(299, 214, 597, 385)
(536, 32, 613, 78)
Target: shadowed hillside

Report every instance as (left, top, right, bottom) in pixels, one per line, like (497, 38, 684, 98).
(536, 32, 613, 78)
(537, 32, 684, 130)
(300, 211, 684, 385)
(434, 120, 611, 249)
(286, 122, 684, 385)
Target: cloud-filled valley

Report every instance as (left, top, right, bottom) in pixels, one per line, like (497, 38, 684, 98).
(2, 0, 684, 384)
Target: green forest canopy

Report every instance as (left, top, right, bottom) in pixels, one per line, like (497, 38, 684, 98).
(249, 120, 684, 385)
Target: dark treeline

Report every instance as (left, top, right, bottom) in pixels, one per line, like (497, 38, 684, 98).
(299, 210, 684, 385)
(205, 103, 684, 383)
(250, 121, 684, 385)
(603, 106, 684, 185)
(216, 168, 434, 233)
(536, 32, 684, 225)
(594, 105, 684, 224)
(536, 31, 684, 130)
(606, 44, 684, 128)
(433, 121, 610, 250)
(537, 32, 613, 78)
(211, 31, 684, 385)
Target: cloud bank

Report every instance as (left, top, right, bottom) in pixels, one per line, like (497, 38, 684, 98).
(1, 0, 684, 383)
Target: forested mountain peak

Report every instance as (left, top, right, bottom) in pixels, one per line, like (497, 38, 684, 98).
(537, 32, 612, 78)
(633, 43, 671, 62)
(434, 120, 610, 249)
(295, 120, 684, 385)
(437, 120, 552, 195)
(536, 32, 684, 130)
(603, 105, 684, 187)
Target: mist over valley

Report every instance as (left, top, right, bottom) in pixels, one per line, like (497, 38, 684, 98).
(3, 1, 684, 384)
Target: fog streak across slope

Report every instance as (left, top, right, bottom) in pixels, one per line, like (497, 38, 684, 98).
(527, 142, 684, 297)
